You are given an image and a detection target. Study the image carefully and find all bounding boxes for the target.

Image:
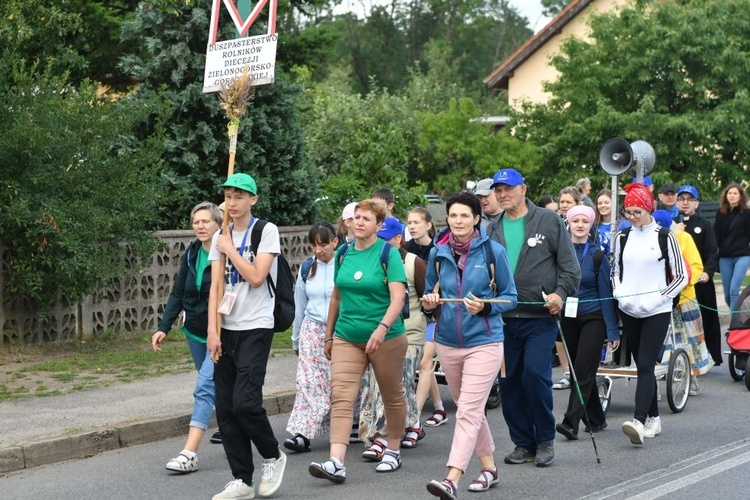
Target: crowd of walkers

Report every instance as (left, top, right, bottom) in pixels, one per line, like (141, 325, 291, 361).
(151, 169, 745, 499)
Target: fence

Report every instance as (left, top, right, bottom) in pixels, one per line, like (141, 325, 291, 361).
(0, 226, 312, 345)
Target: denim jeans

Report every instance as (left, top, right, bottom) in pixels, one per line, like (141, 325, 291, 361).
(719, 255, 750, 311)
(186, 336, 216, 431)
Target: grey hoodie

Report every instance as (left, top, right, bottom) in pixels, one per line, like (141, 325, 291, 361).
(487, 200, 580, 319)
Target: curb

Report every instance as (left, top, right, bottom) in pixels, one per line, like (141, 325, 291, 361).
(0, 390, 296, 474)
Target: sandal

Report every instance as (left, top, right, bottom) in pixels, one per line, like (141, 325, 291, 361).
(401, 426, 426, 448)
(362, 438, 387, 462)
(426, 478, 458, 499)
(424, 409, 448, 427)
(375, 450, 401, 472)
(467, 467, 498, 492)
(283, 433, 311, 453)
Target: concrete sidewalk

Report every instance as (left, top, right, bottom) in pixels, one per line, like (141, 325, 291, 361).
(0, 353, 298, 474)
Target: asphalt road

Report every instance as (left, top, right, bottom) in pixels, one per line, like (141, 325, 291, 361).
(1, 365, 748, 500)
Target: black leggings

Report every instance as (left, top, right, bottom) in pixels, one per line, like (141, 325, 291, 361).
(619, 311, 671, 423)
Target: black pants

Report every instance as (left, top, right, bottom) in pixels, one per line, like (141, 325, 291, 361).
(215, 328, 278, 485)
(619, 311, 670, 423)
(695, 280, 723, 365)
(560, 313, 606, 429)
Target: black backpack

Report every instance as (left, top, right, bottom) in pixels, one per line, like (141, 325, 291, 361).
(338, 241, 410, 319)
(251, 220, 295, 333)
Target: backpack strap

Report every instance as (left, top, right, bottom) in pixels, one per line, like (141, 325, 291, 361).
(250, 219, 275, 297)
(593, 248, 604, 280)
(483, 241, 497, 294)
(379, 242, 392, 285)
(657, 226, 671, 284)
(337, 241, 352, 267)
(300, 257, 315, 283)
(617, 228, 631, 283)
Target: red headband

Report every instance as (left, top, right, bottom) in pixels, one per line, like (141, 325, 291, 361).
(624, 183, 654, 213)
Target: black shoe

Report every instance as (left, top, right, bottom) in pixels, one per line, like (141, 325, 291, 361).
(504, 446, 536, 464)
(535, 441, 554, 467)
(284, 433, 311, 453)
(209, 431, 222, 444)
(555, 422, 579, 440)
(584, 422, 608, 433)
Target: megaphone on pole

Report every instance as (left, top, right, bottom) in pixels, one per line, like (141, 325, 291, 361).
(598, 138, 656, 176)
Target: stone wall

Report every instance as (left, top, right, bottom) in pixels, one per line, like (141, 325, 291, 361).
(0, 226, 312, 344)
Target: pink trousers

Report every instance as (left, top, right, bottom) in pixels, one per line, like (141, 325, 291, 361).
(436, 342, 503, 472)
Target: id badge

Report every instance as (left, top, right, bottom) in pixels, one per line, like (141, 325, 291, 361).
(564, 297, 579, 318)
(218, 287, 238, 315)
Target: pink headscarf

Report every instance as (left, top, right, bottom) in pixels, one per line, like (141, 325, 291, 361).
(624, 183, 654, 213)
(566, 205, 596, 224)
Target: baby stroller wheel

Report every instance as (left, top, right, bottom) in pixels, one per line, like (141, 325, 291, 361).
(596, 376, 612, 415)
(728, 352, 746, 382)
(667, 348, 690, 413)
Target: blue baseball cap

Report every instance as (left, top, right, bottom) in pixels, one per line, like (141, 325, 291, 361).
(677, 184, 699, 200)
(491, 168, 525, 188)
(652, 209, 673, 229)
(631, 175, 653, 187)
(377, 217, 403, 240)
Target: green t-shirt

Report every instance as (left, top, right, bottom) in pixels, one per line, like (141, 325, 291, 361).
(503, 216, 525, 274)
(334, 239, 407, 343)
(195, 247, 209, 292)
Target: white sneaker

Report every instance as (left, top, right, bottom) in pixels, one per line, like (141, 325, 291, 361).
(689, 377, 699, 396)
(213, 479, 255, 500)
(643, 416, 662, 439)
(258, 450, 286, 497)
(553, 376, 570, 390)
(165, 452, 198, 473)
(622, 419, 645, 445)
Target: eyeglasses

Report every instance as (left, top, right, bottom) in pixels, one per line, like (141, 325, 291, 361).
(676, 197, 697, 203)
(624, 210, 644, 218)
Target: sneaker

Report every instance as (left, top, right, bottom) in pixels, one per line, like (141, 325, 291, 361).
(375, 450, 401, 472)
(210, 431, 223, 444)
(643, 416, 662, 439)
(426, 478, 458, 499)
(689, 377, 699, 396)
(283, 434, 311, 453)
(535, 441, 554, 467)
(309, 457, 346, 484)
(622, 419, 645, 445)
(552, 376, 570, 390)
(212, 479, 255, 500)
(504, 446, 536, 464)
(258, 450, 286, 497)
(467, 467, 498, 492)
(424, 409, 448, 427)
(165, 452, 198, 473)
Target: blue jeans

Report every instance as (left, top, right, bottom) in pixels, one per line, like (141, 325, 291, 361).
(500, 317, 557, 450)
(186, 336, 216, 431)
(719, 256, 750, 311)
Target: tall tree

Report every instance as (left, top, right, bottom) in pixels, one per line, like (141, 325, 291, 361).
(541, 0, 573, 17)
(514, 0, 750, 199)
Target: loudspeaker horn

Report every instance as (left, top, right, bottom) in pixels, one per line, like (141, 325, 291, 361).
(626, 140, 656, 177)
(598, 138, 633, 175)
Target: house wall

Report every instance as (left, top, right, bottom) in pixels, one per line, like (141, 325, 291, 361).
(507, 0, 628, 108)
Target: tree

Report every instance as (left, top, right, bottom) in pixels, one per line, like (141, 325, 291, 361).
(541, 0, 573, 17)
(0, 62, 168, 307)
(120, 1, 317, 228)
(514, 0, 750, 199)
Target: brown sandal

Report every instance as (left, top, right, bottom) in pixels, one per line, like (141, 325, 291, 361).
(401, 426, 426, 448)
(362, 439, 386, 461)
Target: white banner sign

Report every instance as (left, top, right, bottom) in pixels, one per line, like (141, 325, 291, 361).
(202, 33, 278, 93)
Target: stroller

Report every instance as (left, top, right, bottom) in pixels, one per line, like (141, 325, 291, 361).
(727, 285, 750, 391)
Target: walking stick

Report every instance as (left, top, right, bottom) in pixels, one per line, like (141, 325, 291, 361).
(544, 293, 602, 464)
(215, 68, 255, 334)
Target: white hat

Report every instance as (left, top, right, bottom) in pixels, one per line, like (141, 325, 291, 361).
(474, 178, 494, 196)
(341, 202, 357, 220)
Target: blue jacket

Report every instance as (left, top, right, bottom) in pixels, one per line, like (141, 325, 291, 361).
(425, 228, 517, 348)
(572, 243, 620, 342)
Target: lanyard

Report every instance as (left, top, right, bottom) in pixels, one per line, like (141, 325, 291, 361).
(229, 217, 255, 287)
(577, 241, 591, 268)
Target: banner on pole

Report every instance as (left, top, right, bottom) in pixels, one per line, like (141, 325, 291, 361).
(203, 0, 278, 93)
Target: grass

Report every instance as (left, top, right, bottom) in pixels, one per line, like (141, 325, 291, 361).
(0, 328, 293, 403)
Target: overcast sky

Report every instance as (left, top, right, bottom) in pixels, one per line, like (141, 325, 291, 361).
(334, 1, 552, 32)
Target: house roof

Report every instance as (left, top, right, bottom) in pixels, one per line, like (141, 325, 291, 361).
(484, 0, 595, 90)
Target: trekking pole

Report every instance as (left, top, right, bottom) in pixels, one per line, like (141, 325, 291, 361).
(544, 293, 602, 464)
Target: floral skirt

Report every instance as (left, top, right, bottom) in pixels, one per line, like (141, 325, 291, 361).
(286, 317, 331, 439)
(359, 344, 422, 446)
(664, 302, 715, 376)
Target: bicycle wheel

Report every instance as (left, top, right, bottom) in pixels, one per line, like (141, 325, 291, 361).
(728, 352, 746, 381)
(667, 348, 690, 413)
(485, 372, 502, 410)
(596, 375, 612, 415)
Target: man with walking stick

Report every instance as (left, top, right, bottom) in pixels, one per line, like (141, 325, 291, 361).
(487, 168, 580, 467)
